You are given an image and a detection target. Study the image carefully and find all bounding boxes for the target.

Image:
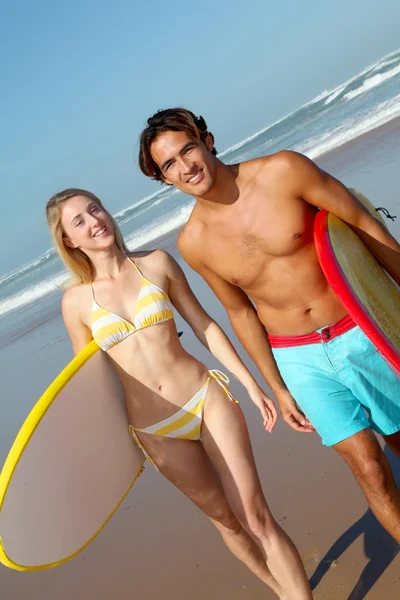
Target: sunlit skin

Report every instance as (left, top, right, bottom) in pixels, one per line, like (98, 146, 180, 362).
(61, 196, 116, 255)
(149, 128, 400, 547)
(58, 194, 313, 600)
(151, 130, 218, 197)
(61, 196, 217, 425)
(150, 130, 400, 433)
(61, 194, 277, 429)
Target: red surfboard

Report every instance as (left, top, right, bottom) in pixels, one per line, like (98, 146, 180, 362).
(314, 190, 400, 376)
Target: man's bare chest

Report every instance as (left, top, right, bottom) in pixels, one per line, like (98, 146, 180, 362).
(199, 202, 316, 288)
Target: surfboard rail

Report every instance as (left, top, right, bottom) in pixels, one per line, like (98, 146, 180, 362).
(314, 190, 400, 376)
(0, 340, 145, 571)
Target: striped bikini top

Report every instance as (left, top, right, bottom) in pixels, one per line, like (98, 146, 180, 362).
(91, 257, 174, 352)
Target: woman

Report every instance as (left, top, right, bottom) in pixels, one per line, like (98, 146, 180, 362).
(46, 188, 312, 599)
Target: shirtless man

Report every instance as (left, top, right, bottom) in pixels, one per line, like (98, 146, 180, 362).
(138, 108, 400, 542)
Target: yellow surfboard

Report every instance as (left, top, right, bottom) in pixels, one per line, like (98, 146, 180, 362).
(0, 341, 145, 571)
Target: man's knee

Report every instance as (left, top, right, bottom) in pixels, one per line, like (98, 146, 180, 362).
(352, 453, 394, 494)
(383, 431, 400, 458)
(336, 430, 395, 494)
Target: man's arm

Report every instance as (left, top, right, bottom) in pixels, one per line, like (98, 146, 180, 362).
(274, 151, 400, 285)
(179, 235, 314, 432)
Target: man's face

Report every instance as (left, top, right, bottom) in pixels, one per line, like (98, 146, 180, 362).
(150, 130, 217, 196)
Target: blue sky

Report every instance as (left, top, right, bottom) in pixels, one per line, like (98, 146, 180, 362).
(1, 0, 399, 275)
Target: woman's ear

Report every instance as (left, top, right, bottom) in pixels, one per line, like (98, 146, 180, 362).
(63, 237, 76, 249)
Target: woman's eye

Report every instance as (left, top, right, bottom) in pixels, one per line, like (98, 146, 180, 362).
(75, 220, 83, 227)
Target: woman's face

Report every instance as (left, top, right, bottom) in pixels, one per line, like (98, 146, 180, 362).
(60, 195, 115, 252)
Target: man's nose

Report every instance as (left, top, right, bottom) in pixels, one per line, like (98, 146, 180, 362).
(177, 155, 193, 172)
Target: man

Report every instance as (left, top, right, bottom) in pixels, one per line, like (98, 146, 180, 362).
(138, 108, 400, 542)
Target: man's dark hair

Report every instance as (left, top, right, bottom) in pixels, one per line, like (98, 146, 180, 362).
(139, 108, 217, 182)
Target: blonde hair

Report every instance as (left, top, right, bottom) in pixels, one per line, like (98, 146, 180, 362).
(46, 188, 128, 287)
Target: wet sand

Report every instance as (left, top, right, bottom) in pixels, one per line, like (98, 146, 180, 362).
(1, 122, 400, 599)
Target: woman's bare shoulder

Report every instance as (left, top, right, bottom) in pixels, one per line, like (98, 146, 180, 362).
(128, 248, 174, 269)
(62, 283, 91, 314)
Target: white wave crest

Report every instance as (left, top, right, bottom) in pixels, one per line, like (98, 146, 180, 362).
(324, 85, 346, 106)
(115, 187, 179, 224)
(114, 188, 163, 220)
(125, 203, 194, 250)
(2, 48, 400, 321)
(218, 50, 399, 160)
(371, 56, 400, 73)
(218, 100, 309, 160)
(0, 203, 194, 318)
(0, 247, 56, 286)
(297, 94, 400, 160)
(344, 64, 400, 101)
(0, 272, 67, 318)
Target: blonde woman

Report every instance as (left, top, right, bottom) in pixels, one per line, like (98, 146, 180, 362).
(46, 188, 312, 600)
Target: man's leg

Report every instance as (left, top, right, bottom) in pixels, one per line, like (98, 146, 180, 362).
(334, 428, 400, 543)
(383, 431, 400, 459)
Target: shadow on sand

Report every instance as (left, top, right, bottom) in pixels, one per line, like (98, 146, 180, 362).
(310, 446, 400, 599)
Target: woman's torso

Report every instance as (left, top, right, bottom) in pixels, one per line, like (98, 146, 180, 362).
(78, 252, 209, 427)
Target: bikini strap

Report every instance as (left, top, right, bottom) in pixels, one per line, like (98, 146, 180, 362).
(127, 256, 143, 276)
(129, 425, 157, 469)
(208, 370, 238, 403)
(89, 279, 98, 306)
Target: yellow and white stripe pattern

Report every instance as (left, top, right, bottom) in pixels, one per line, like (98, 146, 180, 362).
(132, 370, 238, 443)
(91, 259, 174, 352)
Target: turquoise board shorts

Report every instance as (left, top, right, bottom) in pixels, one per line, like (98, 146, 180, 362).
(270, 316, 400, 447)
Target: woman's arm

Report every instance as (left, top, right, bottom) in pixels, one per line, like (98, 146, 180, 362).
(61, 287, 93, 355)
(161, 251, 278, 431)
(180, 245, 314, 433)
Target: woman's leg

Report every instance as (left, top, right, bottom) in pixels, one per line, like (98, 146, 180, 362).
(135, 430, 286, 598)
(201, 380, 312, 600)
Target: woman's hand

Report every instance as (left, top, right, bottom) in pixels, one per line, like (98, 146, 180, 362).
(246, 384, 278, 432)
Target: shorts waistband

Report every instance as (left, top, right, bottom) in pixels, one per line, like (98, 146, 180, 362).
(268, 314, 356, 348)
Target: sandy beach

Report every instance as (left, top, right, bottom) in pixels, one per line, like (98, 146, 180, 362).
(1, 121, 400, 599)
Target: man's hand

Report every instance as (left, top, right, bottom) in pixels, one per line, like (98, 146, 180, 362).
(276, 389, 315, 433)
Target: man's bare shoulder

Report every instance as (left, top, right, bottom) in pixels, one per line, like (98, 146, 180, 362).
(240, 151, 319, 194)
(249, 150, 310, 175)
(177, 217, 206, 269)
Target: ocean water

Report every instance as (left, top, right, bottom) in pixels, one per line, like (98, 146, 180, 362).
(2, 50, 400, 600)
(1, 47, 400, 348)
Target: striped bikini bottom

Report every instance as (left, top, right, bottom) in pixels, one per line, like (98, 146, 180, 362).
(129, 370, 238, 467)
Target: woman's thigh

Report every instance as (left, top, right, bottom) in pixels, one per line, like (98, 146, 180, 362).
(201, 380, 272, 527)
(134, 430, 238, 527)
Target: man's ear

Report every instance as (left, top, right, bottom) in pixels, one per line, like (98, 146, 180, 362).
(205, 132, 214, 153)
(160, 175, 174, 186)
(63, 237, 76, 249)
